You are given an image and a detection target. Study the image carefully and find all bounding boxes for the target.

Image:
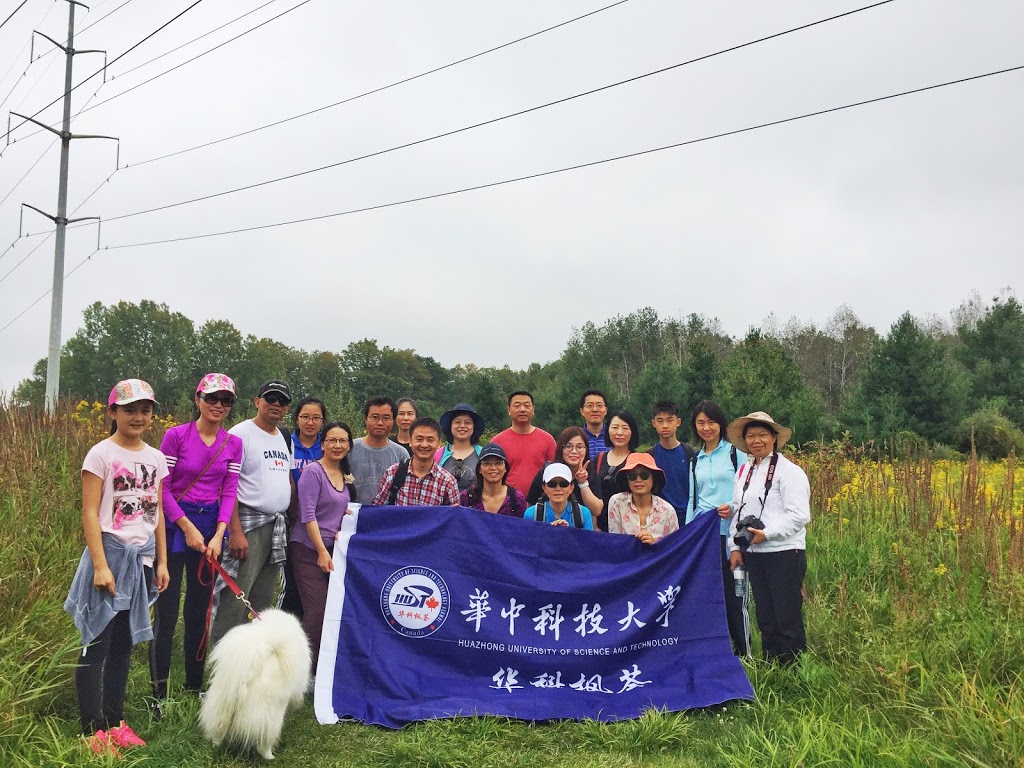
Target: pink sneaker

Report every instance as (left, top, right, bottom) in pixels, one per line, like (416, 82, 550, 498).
(108, 721, 146, 748)
(86, 729, 121, 756)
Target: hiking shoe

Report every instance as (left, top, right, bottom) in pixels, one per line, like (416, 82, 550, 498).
(86, 730, 121, 756)
(109, 721, 146, 748)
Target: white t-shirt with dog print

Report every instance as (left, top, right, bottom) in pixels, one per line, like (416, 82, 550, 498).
(82, 438, 169, 565)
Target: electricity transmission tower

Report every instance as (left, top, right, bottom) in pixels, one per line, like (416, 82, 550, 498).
(9, 0, 116, 412)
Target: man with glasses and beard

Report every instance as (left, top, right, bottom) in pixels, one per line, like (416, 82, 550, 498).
(349, 396, 408, 505)
(211, 380, 296, 646)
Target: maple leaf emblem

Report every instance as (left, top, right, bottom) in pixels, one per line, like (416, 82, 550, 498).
(425, 596, 439, 609)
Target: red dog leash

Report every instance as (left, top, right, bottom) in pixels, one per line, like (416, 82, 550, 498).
(196, 556, 261, 661)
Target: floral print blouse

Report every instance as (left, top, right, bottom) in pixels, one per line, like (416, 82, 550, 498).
(606, 492, 679, 540)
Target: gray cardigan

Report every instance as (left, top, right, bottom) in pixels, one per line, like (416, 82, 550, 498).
(65, 533, 157, 646)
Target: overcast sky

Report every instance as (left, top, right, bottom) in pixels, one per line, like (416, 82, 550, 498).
(0, 0, 1021, 395)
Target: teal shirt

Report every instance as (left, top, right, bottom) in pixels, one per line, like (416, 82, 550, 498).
(687, 441, 747, 535)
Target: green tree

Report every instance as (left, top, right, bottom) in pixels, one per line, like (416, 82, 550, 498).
(956, 296, 1024, 427)
(683, 337, 718, 405)
(767, 306, 877, 418)
(192, 319, 247, 384)
(21, 300, 198, 410)
(716, 330, 823, 444)
(848, 313, 966, 444)
(340, 339, 450, 417)
(447, 365, 511, 438)
(570, 308, 663, 399)
(541, 342, 619, 434)
(627, 359, 690, 444)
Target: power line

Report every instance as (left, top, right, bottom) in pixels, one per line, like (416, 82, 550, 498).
(69, 168, 119, 215)
(126, 0, 633, 169)
(0, 246, 95, 335)
(0, 15, 66, 115)
(112, 0, 285, 81)
(17, 0, 307, 142)
(4, 0, 207, 140)
(7, 44, 61, 115)
(75, 0, 135, 40)
(5, 64, 1021, 336)
(1, 85, 108, 212)
(13, 0, 134, 67)
(0, 137, 57, 208)
(0, 229, 52, 285)
(0, 1, 30, 34)
(7, 73, 109, 154)
(15, 0, 627, 207)
(0, 0, 56, 90)
(79, 0, 310, 115)
(0, 170, 104, 268)
(103, 0, 897, 224)
(96, 64, 1024, 252)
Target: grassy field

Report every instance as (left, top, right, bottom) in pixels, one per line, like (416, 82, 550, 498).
(1, 403, 1022, 767)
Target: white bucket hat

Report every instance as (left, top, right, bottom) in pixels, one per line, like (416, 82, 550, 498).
(726, 411, 793, 449)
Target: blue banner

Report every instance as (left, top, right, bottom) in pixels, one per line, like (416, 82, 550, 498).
(314, 506, 753, 728)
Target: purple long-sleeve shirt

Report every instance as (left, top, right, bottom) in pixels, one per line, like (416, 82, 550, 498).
(160, 422, 243, 526)
(292, 461, 351, 550)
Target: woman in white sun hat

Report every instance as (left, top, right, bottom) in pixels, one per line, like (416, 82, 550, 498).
(725, 411, 810, 665)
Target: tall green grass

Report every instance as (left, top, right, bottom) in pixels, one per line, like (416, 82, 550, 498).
(1, 403, 1021, 766)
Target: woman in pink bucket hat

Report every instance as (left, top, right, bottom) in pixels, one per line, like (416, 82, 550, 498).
(607, 453, 678, 544)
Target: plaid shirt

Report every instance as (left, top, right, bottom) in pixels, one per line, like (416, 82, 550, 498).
(214, 503, 288, 599)
(372, 462, 460, 507)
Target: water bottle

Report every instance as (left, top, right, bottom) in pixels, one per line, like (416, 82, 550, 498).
(733, 564, 747, 598)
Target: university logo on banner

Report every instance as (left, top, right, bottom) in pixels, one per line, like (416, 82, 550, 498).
(315, 506, 753, 728)
(380, 566, 450, 638)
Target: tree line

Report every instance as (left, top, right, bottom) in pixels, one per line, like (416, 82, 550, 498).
(10, 292, 1024, 457)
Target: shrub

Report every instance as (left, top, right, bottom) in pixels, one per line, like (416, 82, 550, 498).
(955, 407, 1024, 458)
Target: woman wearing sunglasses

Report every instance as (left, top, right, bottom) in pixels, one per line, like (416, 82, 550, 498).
(524, 427, 603, 528)
(523, 463, 594, 530)
(607, 453, 678, 545)
(149, 373, 243, 704)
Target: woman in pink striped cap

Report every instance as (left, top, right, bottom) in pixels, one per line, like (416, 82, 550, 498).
(148, 373, 244, 708)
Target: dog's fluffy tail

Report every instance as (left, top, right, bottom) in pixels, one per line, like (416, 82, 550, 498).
(199, 610, 311, 759)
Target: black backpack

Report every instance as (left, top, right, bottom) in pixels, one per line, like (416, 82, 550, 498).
(386, 459, 411, 506)
(533, 499, 584, 528)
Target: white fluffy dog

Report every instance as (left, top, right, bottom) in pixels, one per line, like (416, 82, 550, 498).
(199, 609, 312, 760)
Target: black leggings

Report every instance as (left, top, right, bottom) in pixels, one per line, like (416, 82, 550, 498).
(77, 605, 134, 734)
(148, 548, 212, 697)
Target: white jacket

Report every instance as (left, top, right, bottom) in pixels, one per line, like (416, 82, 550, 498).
(728, 452, 810, 553)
